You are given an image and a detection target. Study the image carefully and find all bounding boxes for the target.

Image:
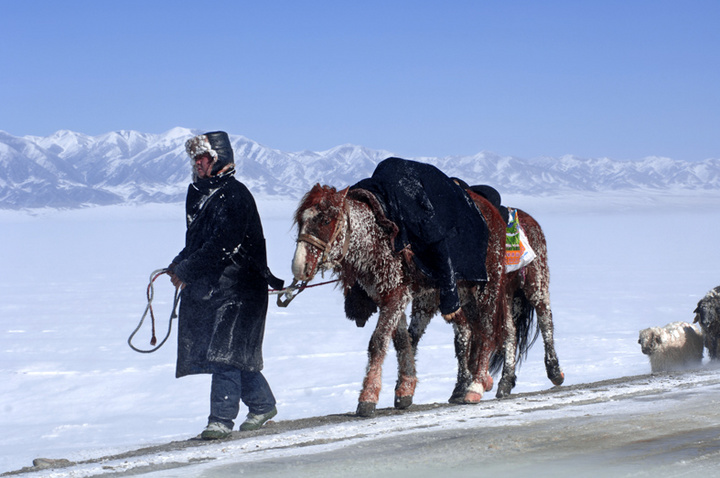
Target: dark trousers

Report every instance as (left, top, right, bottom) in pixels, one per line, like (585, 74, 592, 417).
(209, 365, 276, 429)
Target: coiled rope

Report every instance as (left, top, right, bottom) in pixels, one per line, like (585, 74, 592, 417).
(128, 268, 180, 354)
(129, 269, 339, 353)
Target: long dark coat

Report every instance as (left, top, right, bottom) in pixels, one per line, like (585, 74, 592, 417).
(171, 172, 271, 377)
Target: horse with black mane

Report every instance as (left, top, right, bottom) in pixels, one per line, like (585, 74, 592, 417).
(291, 158, 513, 416)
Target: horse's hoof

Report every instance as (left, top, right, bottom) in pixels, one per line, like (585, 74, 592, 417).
(495, 382, 512, 399)
(448, 394, 465, 405)
(546, 359, 564, 385)
(463, 391, 483, 404)
(483, 376, 494, 392)
(496, 374, 515, 398)
(394, 395, 413, 410)
(356, 402, 377, 417)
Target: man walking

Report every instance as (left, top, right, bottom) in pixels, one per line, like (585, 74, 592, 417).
(168, 131, 282, 439)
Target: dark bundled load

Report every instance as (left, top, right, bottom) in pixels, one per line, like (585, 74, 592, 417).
(351, 157, 488, 314)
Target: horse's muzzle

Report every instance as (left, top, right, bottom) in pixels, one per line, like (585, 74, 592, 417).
(291, 242, 315, 281)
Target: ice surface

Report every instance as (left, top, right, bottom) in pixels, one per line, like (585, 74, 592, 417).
(2, 191, 720, 473)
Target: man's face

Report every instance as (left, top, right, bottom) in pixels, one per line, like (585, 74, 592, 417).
(194, 154, 214, 178)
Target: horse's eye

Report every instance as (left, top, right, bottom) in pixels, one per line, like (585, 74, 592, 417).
(322, 218, 331, 226)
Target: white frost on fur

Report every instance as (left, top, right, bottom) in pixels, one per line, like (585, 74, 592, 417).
(638, 321, 704, 373)
(184, 134, 218, 161)
(301, 208, 318, 223)
(343, 202, 404, 296)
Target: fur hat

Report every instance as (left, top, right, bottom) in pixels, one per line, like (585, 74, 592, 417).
(185, 131, 235, 177)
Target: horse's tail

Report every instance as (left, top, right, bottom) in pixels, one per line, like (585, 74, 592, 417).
(512, 287, 540, 366)
(489, 345, 504, 376)
(489, 287, 540, 375)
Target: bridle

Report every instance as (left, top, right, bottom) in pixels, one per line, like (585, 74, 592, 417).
(297, 199, 351, 277)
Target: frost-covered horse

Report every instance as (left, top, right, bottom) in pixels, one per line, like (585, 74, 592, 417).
(409, 205, 564, 398)
(291, 184, 509, 416)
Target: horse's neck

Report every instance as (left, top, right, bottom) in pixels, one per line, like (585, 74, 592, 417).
(343, 199, 403, 293)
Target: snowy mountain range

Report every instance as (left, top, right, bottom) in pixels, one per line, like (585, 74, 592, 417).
(1, 127, 719, 209)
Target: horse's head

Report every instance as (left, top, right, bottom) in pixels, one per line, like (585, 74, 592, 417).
(292, 184, 349, 281)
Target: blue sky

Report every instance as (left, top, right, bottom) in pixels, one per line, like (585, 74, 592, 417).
(1, 1, 719, 160)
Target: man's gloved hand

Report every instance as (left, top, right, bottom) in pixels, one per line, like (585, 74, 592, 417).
(167, 263, 186, 290)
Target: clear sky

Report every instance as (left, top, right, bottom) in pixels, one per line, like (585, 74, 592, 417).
(1, 0, 719, 161)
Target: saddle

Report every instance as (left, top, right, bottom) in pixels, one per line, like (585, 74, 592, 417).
(467, 184, 509, 224)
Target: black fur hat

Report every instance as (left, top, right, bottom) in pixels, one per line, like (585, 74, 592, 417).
(185, 131, 235, 177)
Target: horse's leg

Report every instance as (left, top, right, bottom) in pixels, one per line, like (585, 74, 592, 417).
(395, 293, 438, 410)
(357, 288, 409, 417)
(443, 315, 472, 404)
(496, 286, 518, 398)
(537, 309, 563, 385)
(529, 280, 564, 385)
(449, 292, 495, 404)
(357, 316, 394, 417)
(464, 306, 497, 403)
(522, 224, 564, 387)
(408, 292, 436, 353)
(463, 269, 506, 402)
(393, 312, 417, 409)
(464, 340, 494, 403)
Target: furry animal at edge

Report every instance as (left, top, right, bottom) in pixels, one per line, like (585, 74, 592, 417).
(638, 321, 704, 373)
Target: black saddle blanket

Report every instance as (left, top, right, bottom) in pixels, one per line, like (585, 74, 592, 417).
(351, 157, 488, 284)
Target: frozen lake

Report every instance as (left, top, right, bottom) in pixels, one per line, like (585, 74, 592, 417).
(2, 189, 720, 473)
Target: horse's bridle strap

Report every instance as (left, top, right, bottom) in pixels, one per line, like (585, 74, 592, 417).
(297, 233, 327, 251)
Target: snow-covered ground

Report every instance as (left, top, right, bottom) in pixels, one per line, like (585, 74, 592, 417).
(2, 189, 720, 474)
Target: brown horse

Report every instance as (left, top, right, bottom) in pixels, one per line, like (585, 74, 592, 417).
(291, 184, 510, 416)
(408, 206, 564, 398)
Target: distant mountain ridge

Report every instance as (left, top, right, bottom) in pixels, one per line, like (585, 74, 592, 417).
(1, 128, 719, 209)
